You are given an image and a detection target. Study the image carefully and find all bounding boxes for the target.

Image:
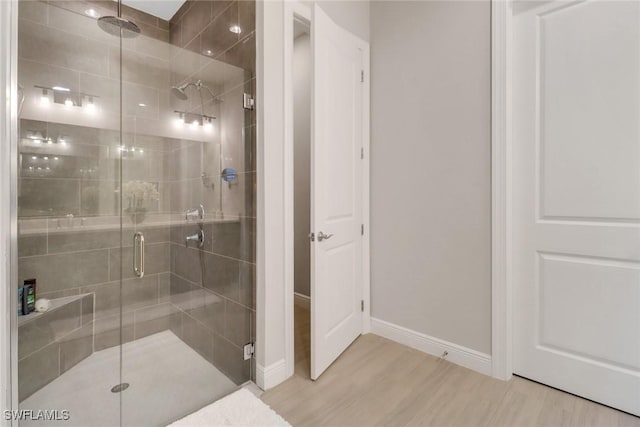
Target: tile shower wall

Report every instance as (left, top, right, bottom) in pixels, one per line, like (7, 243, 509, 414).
(17, 118, 193, 347)
(167, 0, 256, 384)
(167, 221, 255, 384)
(17, 294, 94, 401)
(17, 0, 256, 397)
(17, 0, 179, 400)
(43, 0, 171, 41)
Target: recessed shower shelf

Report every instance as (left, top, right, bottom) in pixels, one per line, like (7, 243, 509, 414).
(17, 293, 92, 327)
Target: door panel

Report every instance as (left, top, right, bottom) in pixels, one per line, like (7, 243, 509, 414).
(537, 1, 640, 221)
(120, 17, 253, 425)
(310, 4, 364, 380)
(16, 3, 122, 425)
(538, 253, 640, 371)
(513, 0, 640, 415)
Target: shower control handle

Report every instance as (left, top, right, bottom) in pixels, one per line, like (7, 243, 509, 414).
(185, 204, 205, 221)
(317, 231, 333, 242)
(133, 232, 145, 278)
(185, 230, 205, 248)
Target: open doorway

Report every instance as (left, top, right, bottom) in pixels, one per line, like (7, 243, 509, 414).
(292, 17, 312, 379)
(283, 2, 370, 383)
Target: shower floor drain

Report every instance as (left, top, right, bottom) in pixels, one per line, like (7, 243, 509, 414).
(111, 383, 130, 393)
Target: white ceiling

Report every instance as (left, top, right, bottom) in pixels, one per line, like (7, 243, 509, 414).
(122, 0, 186, 21)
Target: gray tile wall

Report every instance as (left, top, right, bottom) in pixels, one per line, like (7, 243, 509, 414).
(18, 294, 94, 401)
(168, 0, 256, 384)
(18, 222, 174, 352)
(167, 219, 255, 384)
(20, 216, 257, 389)
(18, 0, 174, 133)
(16, 0, 256, 394)
(18, 119, 206, 218)
(47, 0, 171, 42)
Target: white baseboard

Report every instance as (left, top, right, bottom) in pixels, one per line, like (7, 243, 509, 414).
(255, 359, 289, 391)
(370, 317, 492, 376)
(293, 292, 310, 309)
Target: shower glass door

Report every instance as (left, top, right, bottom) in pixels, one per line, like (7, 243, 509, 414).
(17, 2, 125, 426)
(16, 1, 255, 425)
(118, 7, 254, 423)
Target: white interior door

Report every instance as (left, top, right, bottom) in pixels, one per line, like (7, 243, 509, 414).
(512, 0, 640, 415)
(310, 4, 364, 380)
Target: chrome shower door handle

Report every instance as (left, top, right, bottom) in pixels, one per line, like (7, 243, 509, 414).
(317, 231, 333, 242)
(133, 232, 145, 278)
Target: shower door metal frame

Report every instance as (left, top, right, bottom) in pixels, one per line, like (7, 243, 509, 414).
(0, 0, 20, 424)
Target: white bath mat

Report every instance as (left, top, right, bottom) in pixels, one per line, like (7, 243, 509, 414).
(168, 388, 291, 427)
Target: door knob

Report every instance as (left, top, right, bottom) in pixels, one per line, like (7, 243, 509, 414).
(317, 231, 333, 242)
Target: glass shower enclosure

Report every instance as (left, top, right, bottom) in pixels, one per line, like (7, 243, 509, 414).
(14, 0, 256, 425)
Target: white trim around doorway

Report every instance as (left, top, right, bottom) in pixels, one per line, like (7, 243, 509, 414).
(490, 0, 513, 382)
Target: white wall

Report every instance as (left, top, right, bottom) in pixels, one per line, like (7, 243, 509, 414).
(256, 0, 287, 386)
(370, 1, 492, 354)
(293, 33, 311, 297)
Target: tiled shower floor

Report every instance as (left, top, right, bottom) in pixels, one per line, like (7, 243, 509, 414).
(20, 330, 237, 427)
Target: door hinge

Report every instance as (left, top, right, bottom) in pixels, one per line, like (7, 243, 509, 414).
(360, 147, 364, 159)
(361, 300, 364, 312)
(309, 232, 315, 242)
(361, 224, 364, 236)
(360, 70, 364, 82)
(243, 93, 255, 110)
(243, 342, 255, 360)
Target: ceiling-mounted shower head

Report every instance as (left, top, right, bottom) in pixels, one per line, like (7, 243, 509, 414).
(97, 16, 141, 38)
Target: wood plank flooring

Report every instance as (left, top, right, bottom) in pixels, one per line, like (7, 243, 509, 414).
(261, 301, 640, 426)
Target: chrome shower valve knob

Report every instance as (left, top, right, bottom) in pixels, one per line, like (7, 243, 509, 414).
(185, 229, 205, 248)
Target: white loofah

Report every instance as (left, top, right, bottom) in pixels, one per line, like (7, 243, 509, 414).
(35, 298, 50, 313)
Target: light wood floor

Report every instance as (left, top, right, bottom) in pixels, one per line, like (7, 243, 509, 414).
(261, 300, 640, 427)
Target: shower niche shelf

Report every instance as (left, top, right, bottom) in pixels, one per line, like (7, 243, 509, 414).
(18, 293, 93, 326)
(17, 293, 95, 401)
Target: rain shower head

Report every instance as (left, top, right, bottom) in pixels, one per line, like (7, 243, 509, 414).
(97, 16, 141, 38)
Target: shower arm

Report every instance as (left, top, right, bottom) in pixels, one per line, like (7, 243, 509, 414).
(187, 80, 221, 103)
(181, 80, 221, 118)
(201, 84, 220, 102)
